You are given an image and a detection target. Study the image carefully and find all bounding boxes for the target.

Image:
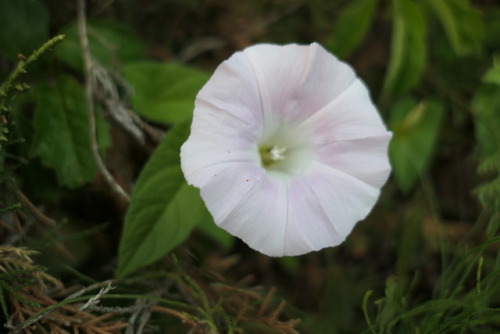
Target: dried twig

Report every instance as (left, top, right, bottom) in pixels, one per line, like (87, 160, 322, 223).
(258, 286, 276, 317)
(65, 280, 115, 301)
(126, 292, 159, 334)
(151, 306, 199, 328)
(91, 62, 165, 145)
(78, 282, 115, 311)
(9, 285, 128, 333)
(17, 191, 56, 227)
(15, 191, 76, 261)
(91, 62, 146, 145)
(76, 0, 130, 203)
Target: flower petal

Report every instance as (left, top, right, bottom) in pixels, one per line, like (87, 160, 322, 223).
(217, 175, 289, 256)
(283, 161, 380, 255)
(314, 133, 392, 189)
(282, 177, 341, 255)
(243, 42, 356, 130)
(181, 104, 260, 185)
(301, 79, 389, 143)
(196, 50, 263, 129)
(198, 163, 265, 222)
(194, 164, 291, 257)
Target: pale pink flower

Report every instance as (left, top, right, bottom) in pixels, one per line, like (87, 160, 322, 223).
(181, 42, 392, 256)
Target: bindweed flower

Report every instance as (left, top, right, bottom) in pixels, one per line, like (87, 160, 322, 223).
(180, 42, 392, 257)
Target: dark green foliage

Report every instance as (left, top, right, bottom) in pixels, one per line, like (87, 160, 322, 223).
(381, 0, 427, 103)
(425, 0, 484, 56)
(117, 122, 206, 278)
(55, 20, 145, 72)
(0, 0, 49, 60)
(473, 63, 500, 238)
(123, 62, 210, 124)
(389, 99, 445, 192)
(327, 0, 379, 59)
(32, 75, 109, 188)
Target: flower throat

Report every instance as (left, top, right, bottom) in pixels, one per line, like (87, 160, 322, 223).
(260, 145, 287, 167)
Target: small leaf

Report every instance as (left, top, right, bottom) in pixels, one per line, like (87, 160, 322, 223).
(32, 75, 110, 188)
(327, 0, 379, 59)
(472, 84, 500, 158)
(117, 122, 206, 278)
(0, 0, 49, 60)
(389, 99, 445, 192)
(55, 20, 145, 71)
(381, 0, 426, 103)
(426, 0, 484, 56)
(482, 62, 500, 86)
(123, 62, 210, 124)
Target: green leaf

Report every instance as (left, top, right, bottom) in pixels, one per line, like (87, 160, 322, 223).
(389, 99, 445, 192)
(426, 0, 484, 56)
(0, 0, 49, 60)
(381, 0, 427, 103)
(123, 62, 210, 124)
(374, 276, 407, 332)
(327, 0, 379, 59)
(32, 75, 110, 188)
(482, 61, 500, 86)
(472, 85, 500, 158)
(117, 122, 206, 278)
(55, 20, 145, 71)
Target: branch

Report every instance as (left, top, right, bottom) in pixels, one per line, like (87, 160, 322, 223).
(17, 191, 55, 227)
(76, 0, 130, 203)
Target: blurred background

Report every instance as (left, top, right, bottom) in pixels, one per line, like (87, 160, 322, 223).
(0, 0, 499, 333)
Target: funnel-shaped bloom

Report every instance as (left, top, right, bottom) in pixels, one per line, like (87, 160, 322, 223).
(181, 43, 392, 256)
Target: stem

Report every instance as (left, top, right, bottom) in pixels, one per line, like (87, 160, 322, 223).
(0, 35, 65, 99)
(76, 0, 130, 203)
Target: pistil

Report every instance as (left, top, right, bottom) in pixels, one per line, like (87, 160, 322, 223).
(260, 145, 287, 167)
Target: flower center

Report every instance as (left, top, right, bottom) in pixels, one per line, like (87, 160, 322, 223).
(260, 145, 287, 167)
(257, 122, 313, 177)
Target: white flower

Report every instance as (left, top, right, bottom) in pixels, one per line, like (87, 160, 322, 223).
(180, 42, 392, 256)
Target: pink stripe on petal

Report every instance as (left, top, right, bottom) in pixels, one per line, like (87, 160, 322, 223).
(301, 161, 381, 237)
(181, 104, 261, 179)
(314, 133, 392, 189)
(301, 79, 389, 143)
(196, 51, 263, 128)
(218, 176, 289, 256)
(283, 177, 342, 255)
(243, 43, 356, 125)
(190, 104, 260, 145)
(199, 163, 266, 223)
